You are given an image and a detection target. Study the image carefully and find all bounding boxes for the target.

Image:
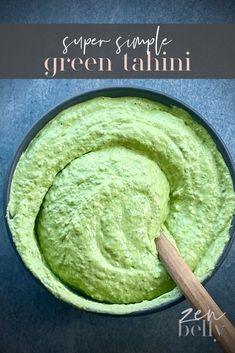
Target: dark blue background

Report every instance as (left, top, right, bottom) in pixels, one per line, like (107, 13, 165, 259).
(0, 1, 234, 352)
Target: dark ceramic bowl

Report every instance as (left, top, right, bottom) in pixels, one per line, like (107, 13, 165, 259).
(4, 87, 235, 316)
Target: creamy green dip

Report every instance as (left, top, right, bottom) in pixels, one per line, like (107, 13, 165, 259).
(7, 97, 234, 314)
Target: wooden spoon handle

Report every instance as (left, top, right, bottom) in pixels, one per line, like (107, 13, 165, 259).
(155, 233, 235, 353)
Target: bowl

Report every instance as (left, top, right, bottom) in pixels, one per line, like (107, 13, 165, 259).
(4, 86, 235, 316)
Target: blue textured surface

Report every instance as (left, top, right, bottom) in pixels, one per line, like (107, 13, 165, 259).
(0, 2, 235, 353)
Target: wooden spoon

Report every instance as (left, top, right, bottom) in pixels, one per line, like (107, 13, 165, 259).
(155, 233, 235, 353)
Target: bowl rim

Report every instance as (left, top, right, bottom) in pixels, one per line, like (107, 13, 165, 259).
(3, 85, 235, 317)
